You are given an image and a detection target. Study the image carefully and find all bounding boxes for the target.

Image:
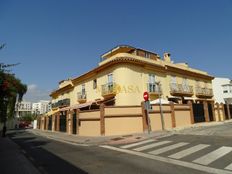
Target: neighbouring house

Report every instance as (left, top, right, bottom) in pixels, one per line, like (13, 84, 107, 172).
(32, 100, 50, 115)
(212, 77, 232, 104)
(15, 101, 32, 117)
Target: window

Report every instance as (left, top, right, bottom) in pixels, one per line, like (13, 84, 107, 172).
(171, 76, 177, 91)
(107, 74, 113, 91)
(82, 84, 85, 95)
(145, 52, 150, 58)
(148, 74, 156, 92)
(171, 76, 177, 84)
(93, 79, 97, 89)
(182, 78, 189, 92)
(108, 74, 113, 84)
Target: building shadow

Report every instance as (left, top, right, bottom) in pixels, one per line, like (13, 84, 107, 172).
(8, 130, 88, 174)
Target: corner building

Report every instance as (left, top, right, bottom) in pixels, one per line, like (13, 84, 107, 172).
(50, 45, 214, 111)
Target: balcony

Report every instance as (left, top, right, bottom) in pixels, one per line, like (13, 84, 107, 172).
(147, 83, 162, 97)
(77, 92, 87, 104)
(196, 87, 213, 98)
(170, 83, 193, 97)
(52, 98, 70, 110)
(102, 82, 117, 98)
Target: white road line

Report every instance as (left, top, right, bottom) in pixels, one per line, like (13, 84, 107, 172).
(193, 146, 232, 165)
(149, 142, 189, 155)
(168, 144, 210, 159)
(100, 145, 232, 174)
(120, 139, 156, 149)
(133, 141, 172, 151)
(225, 163, 232, 170)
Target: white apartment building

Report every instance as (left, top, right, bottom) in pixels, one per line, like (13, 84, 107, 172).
(15, 101, 32, 117)
(212, 77, 232, 104)
(32, 100, 50, 115)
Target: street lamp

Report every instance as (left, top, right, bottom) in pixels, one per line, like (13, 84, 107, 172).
(155, 81, 165, 130)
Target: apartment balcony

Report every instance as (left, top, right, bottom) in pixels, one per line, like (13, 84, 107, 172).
(52, 98, 70, 110)
(147, 83, 162, 97)
(77, 92, 87, 104)
(102, 82, 117, 99)
(196, 87, 213, 98)
(170, 83, 193, 97)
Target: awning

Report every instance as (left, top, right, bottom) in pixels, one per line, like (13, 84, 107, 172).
(70, 101, 93, 110)
(45, 110, 59, 116)
(59, 106, 71, 111)
(150, 98, 170, 104)
(183, 97, 196, 100)
(167, 96, 182, 100)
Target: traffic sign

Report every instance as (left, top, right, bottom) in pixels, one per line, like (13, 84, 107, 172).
(143, 91, 149, 101)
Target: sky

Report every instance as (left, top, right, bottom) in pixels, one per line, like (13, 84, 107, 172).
(0, 0, 232, 102)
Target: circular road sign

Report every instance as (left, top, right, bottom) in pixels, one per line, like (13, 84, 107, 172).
(143, 91, 149, 101)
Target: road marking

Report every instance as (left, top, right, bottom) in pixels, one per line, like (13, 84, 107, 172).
(100, 145, 232, 174)
(168, 144, 210, 159)
(225, 163, 232, 170)
(120, 139, 156, 149)
(133, 141, 172, 151)
(149, 142, 189, 155)
(193, 146, 232, 165)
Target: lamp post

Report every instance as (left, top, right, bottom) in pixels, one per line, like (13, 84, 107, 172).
(156, 81, 165, 130)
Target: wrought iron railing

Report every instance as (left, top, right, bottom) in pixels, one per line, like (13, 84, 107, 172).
(77, 92, 87, 100)
(170, 83, 193, 94)
(196, 87, 213, 96)
(101, 82, 116, 96)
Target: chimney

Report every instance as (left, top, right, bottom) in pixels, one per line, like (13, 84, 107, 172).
(163, 53, 171, 63)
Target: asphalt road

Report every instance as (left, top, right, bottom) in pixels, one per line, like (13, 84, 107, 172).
(8, 123, 232, 174)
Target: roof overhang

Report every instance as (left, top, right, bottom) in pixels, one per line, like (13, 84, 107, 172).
(50, 84, 74, 98)
(166, 65, 214, 80)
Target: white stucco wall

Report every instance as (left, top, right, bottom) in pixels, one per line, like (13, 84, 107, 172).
(212, 77, 232, 104)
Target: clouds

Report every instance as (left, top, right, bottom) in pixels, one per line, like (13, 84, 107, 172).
(23, 84, 51, 102)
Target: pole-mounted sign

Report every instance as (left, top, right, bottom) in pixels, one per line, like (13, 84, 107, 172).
(143, 91, 149, 101)
(143, 91, 151, 133)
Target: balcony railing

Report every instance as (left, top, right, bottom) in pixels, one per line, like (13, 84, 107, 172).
(77, 92, 87, 103)
(52, 98, 70, 109)
(170, 83, 193, 96)
(102, 82, 117, 98)
(195, 87, 213, 98)
(147, 83, 162, 95)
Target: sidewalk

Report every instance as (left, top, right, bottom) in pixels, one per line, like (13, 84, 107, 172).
(0, 136, 40, 174)
(29, 119, 232, 146)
